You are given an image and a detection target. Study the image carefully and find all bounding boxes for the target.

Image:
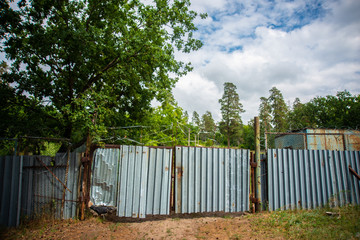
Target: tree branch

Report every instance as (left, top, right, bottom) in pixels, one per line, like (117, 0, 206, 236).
(78, 56, 119, 96)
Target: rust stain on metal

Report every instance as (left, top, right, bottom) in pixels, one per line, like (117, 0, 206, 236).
(348, 134, 360, 150)
(322, 161, 324, 167)
(177, 167, 183, 177)
(274, 153, 277, 158)
(165, 167, 169, 171)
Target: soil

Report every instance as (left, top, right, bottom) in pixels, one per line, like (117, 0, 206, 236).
(1, 212, 285, 240)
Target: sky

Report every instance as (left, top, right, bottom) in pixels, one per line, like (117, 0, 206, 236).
(173, 0, 360, 124)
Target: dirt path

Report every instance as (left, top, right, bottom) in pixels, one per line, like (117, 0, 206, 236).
(2, 213, 285, 240)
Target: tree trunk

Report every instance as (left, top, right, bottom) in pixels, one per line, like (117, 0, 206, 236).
(58, 123, 72, 152)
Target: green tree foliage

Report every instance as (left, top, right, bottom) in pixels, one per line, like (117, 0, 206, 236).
(219, 82, 245, 147)
(287, 97, 316, 130)
(200, 111, 216, 144)
(288, 91, 360, 129)
(192, 111, 201, 127)
(0, 0, 203, 148)
(105, 94, 190, 146)
(268, 87, 288, 132)
(142, 97, 189, 146)
(263, 89, 360, 134)
(240, 120, 255, 150)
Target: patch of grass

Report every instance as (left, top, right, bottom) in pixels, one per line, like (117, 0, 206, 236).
(223, 215, 233, 219)
(252, 204, 360, 239)
(95, 216, 105, 224)
(231, 233, 240, 240)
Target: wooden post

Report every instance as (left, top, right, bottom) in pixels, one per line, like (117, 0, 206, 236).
(254, 117, 261, 211)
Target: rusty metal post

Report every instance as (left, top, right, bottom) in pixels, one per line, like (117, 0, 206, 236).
(80, 133, 92, 220)
(254, 117, 261, 211)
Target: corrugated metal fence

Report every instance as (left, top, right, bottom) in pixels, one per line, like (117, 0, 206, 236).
(90, 146, 172, 218)
(0, 155, 22, 227)
(4, 146, 359, 227)
(0, 153, 81, 227)
(175, 147, 250, 214)
(268, 149, 360, 211)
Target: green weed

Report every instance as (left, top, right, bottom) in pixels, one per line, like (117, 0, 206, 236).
(252, 205, 360, 239)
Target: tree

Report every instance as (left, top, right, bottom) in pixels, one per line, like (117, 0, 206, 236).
(0, 0, 204, 148)
(192, 111, 201, 127)
(287, 98, 316, 130)
(240, 120, 255, 150)
(308, 91, 360, 129)
(141, 94, 189, 146)
(268, 87, 288, 132)
(0, 62, 8, 75)
(200, 111, 216, 144)
(259, 96, 272, 132)
(219, 82, 245, 147)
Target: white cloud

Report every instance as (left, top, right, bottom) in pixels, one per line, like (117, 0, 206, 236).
(174, 0, 360, 123)
(173, 72, 222, 120)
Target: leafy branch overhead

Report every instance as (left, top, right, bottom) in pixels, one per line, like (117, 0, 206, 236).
(0, 0, 204, 146)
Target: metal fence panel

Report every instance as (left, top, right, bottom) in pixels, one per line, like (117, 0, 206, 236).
(21, 153, 80, 220)
(116, 145, 149, 218)
(146, 147, 172, 215)
(1, 153, 80, 227)
(91, 146, 173, 218)
(175, 147, 250, 214)
(0, 156, 22, 227)
(90, 148, 120, 206)
(268, 149, 360, 211)
(63, 153, 81, 219)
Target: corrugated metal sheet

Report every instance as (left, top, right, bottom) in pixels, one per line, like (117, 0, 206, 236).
(1, 153, 80, 227)
(260, 154, 268, 210)
(117, 146, 149, 218)
(21, 153, 81, 220)
(63, 153, 81, 219)
(90, 146, 173, 218)
(91, 148, 120, 206)
(175, 147, 250, 214)
(268, 149, 360, 211)
(0, 156, 22, 227)
(146, 147, 172, 215)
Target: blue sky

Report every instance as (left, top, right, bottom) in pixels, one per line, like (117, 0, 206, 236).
(173, 0, 360, 123)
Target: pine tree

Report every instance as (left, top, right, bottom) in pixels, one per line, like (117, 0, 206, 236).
(268, 87, 288, 132)
(259, 96, 272, 133)
(219, 82, 245, 147)
(192, 111, 201, 127)
(201, 111, 216, 142)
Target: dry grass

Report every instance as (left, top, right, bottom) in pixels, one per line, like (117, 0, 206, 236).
(1, 205, 359, 240)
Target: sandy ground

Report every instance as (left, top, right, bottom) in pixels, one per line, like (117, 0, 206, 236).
(1, 212, 285, 240)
